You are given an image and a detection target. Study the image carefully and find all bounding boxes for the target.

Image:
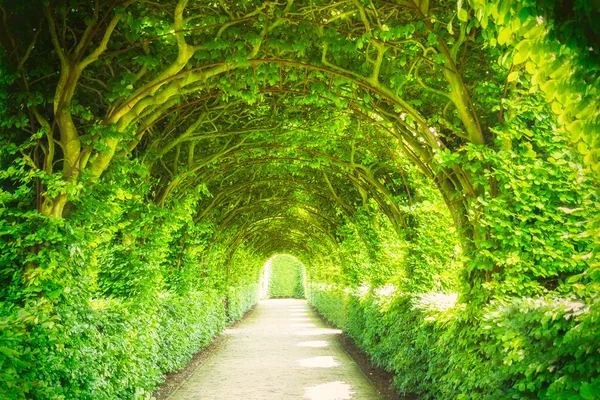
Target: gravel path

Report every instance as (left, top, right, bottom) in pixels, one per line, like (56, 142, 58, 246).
(169, 298, 384, 400)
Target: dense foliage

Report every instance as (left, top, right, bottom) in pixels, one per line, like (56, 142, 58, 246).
(0, 151, 263, 398)
(267, 254, 305, 298)
(0, 0, 598, 398)
(309, 284, 600, 398)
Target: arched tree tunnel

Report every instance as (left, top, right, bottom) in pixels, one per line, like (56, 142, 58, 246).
(0, 0, 599, 398)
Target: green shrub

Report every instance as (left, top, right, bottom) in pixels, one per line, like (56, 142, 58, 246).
(0, 283, 259, 399)
(306, 283, 348, 329)
(226, 283, 259, 324)
(308, 285, 600, 399)
(155, 290, 227, 372)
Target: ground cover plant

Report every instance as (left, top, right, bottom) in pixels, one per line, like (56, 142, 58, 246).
(0, 0, 598, 398)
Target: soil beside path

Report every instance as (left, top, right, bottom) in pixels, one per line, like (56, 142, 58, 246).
(167, 299, 385, 400)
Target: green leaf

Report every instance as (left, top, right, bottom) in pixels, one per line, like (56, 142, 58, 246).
(458, 9, 468, 22)
(498, 27, 513, 45)
(507, 71, 519, 82)
(577, 141, 589, 155)
(525, 61, 537, 74)
(513, 41, 530, 65)
(568, 120, 583, 141)
(580, 383, 600, 400)
(551, 101, 563, 114)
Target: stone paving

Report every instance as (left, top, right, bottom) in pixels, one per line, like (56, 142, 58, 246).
(169, 298, 384, 400)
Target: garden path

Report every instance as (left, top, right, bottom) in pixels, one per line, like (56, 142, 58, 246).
(169, 298, 384, 400)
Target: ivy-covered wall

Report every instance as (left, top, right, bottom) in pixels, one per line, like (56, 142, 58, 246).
(267, 255, 305, 298)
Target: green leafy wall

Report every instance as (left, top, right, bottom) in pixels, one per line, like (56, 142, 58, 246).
(0, 284, 259, 399)
(0, 158, 264, 399)
(308, 284, 599, 399)
(267, 255, 305, 298)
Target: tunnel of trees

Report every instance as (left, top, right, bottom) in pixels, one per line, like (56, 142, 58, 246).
(0, 0, 599, 398)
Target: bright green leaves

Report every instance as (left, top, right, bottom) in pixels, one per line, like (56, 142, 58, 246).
(106, 71, 139, 103)
(580, 382, 600, 400)
(372, 24, 416, 43)
(310, 269, 600, 399)
(507, 70, 519, 82)
(472, 0, 600, 302)
(133, 54, 160, 71)
(447, 19, 454, 35)
(512, 40, 531, 65)
(497, 26, 513, 46)
(1, 1, 599, 398)
(447, 93, 595, 300)
(477, 0, 600, 178)
(2, 113, 29, 129)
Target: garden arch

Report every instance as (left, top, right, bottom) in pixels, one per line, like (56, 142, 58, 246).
(1, 0, 598, 398)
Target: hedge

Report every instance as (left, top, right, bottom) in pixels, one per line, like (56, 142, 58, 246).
(0, 283, 259, 399)
(307, 283, 600, 399)
(268, 255, 305, 298)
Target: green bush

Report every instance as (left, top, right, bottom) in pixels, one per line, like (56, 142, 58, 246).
(226, 283, 259, 324)
(306, 283, 348, 329)
(0, 284, 259, 399)
(268, 255, 305, 298)
(155, 290, 227, 372)
(308, 285, 600, 399)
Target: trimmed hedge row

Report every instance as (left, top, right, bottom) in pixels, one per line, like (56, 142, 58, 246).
(226, 283, 260, 323)
(0, 283, 259, 399)
(307, 283, 600, 399)
(305, 284, 348, 328)
(268, 255, 305, 298)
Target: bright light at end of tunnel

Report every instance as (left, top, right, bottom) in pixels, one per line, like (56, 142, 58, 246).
(304, 381, 354, 400)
